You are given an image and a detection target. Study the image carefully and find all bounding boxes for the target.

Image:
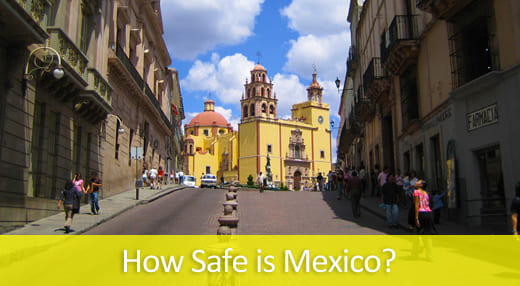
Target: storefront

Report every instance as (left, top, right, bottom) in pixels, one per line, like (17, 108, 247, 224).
(451, 64, 520, 231)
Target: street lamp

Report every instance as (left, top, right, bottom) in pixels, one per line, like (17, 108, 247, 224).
(335, 77, 341, 95)
(24, 46, 64, 80)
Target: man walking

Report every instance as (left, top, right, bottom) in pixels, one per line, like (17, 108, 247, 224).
(347, 171, 364, 217)
(381, 173, 399, 228)
(256, 172, 265, 193)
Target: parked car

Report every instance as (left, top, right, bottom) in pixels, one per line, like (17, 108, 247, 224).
(200, 174, 217, 188)
(183, 175, 197, 188)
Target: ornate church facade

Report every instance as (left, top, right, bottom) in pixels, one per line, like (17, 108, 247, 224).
(185, 63, 332, 190)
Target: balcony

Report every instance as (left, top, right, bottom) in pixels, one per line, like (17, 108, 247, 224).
(416, 0, 471, 20)
(47, 28, 88, 87)
(380, 15, 420, 75)
(354, 86, 375, 123)
(362, 58, 390, 102)
(109, 43, 173, 131)
(346, 45, 359, 77)
(73, 68, 113, 124)
(0, 0, 48, 44)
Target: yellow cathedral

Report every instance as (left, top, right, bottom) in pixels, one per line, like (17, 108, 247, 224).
(184, 63, 332, 190)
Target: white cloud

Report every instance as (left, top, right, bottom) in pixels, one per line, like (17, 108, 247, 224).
(181, 53, 255, 105)
(215, 106, 240, 130)
(284, 32, 349, 81)
(281, 0, 347, 36)
(162, 0, 264, 60)
(272, 73, 307, 118)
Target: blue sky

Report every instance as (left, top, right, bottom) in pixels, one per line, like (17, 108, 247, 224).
(161, 0, 350, 161)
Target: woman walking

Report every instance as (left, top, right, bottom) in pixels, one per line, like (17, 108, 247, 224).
(57, 180, 79, 233)
(73, 172, 86, 213)
(413, 180, 437, 234)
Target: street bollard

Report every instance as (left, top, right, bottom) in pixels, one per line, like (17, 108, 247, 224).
(136, 188, 139, 200)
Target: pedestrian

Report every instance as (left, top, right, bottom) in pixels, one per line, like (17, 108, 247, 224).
(179, 170, 184, 184)
(57, 179, 80, 233)
(381, 173, 400, 228)
(221, 174, 225, 188)
(256, 172, 265, 193)
(347, 171, 364, 217)
(377, 166, 390, 195)
(175, 171, 179, 184)
(149, 166, 158, 189)
(170, 172, 175, 184)
(142, 169, 148, 187)
(87, 172, 102, 215)
(327, 170, 333, 192)
(414, 180, 437, 234)
(358, 164, 366, 192)
(510, 182, 520, 236)
(317, 173, 324, 192)
(337, 170, 344, 199)
(73, 172, 87, 213)
(432, 190, 446, 224)
(405, 171, 419, 231)
(157, 166, 164, 189)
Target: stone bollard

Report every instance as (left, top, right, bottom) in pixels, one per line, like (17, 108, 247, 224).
(217, 225, 232, 235)
(223, 200, 238, 211)
(225, 192, 235, 201)
(218, 206, 239, 228)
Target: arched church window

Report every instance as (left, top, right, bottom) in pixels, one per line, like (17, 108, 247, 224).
(262, 74, 266, 82)
(243, 105, 248, 117)
(262, 103, 267, 113)
(261, 87, 265, 97)
(250, 104, 255, 116)
(247, 88, 251, 98)
(295, 145, 301, 159)
(267, 88, 270, 98)
(269, 105, 274, 115)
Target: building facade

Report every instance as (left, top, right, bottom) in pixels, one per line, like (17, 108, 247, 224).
(184, 99, 238, 185)
(0, 0, 183, 233)
(239, 63, 333, 190)
(339, 0, 520, 231)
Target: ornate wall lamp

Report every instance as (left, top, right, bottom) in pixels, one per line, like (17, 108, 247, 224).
(24, 46, 64, 80)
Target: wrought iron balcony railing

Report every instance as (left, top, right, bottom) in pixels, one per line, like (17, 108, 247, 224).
(381, 15, 420, 64)
(362, 58, 386, 94)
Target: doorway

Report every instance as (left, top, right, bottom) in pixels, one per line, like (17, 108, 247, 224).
(294, 171, 302, 190)
(477, 146, 505, 228)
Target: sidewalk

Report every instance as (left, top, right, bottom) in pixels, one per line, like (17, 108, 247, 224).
(358, 194, 508, 235)
(5, 184, 186, 235)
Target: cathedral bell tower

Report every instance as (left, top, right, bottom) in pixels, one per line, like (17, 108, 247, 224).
(241, 62, 278, 121)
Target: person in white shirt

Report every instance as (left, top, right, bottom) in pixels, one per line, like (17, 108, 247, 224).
(149, 167, 158, 189)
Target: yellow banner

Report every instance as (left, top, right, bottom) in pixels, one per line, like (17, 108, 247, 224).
(1, 236, 519, 285)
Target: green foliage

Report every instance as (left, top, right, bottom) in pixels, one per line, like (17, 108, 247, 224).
(279, 182, 289, 191)
(247, 174, 254, 186)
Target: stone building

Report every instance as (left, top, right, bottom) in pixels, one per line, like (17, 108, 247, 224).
(338, 0, 520, 231)
(0, 0, 183, 233)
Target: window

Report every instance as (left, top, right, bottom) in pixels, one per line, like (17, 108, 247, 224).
(400, 65, 419, 128)
(243, 105, 248, 117)
(203, 129, 209, 136)
(269, 105, 274, 115)
(267, 144, 272, 153)
(320, 151, 325, 159)
(448, 0, 497, 88)
(219, 129, 225, 135)
(196, 147, 202, 152)
(262, 103, 267, 113)
(128, 129, 134, 166)
(80, 6, 93, 53)
(115, 120, 121, 159)
(250, 104, 255, 116)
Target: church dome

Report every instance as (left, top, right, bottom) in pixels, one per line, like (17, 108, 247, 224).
(253, 62, 266, 71)
(186, 99, 229, 127)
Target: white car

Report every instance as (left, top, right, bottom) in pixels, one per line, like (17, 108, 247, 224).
(183, 176, 197, 188)
(200, 174, 217, 188)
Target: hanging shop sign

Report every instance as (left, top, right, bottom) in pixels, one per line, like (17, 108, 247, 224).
(466, 103, 498, 131)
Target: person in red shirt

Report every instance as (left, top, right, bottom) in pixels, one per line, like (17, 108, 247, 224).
(157, 166, 165, 189)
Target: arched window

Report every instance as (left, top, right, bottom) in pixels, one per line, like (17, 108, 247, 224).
(262, 74, 266, 82)
(250, 104, 255, 116)
(261, 87, 265, 97)
(295, 145, 300, 159)
(269, 105, 274, 115)
(267, 88, 270, 98)
(262, 103, 267, 113)
(243, 105, 248, 117)
(247, 88, 251, 98)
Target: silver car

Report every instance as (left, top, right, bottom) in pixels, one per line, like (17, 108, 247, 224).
(183, 175, 197, 188)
